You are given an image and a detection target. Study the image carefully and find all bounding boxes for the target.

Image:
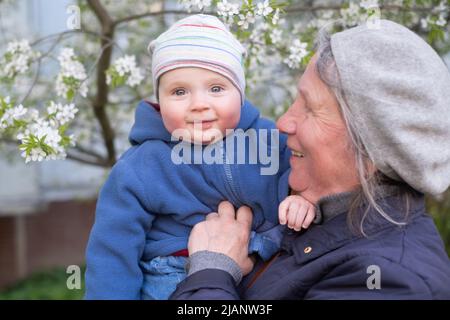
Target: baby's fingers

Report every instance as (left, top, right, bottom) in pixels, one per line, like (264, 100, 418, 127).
(287, 202, 301, 229)
(293, 205, 308, 231)
(302, 207, 316, 229)
(278, 199, 290, 225)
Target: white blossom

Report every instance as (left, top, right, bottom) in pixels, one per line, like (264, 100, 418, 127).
(47, 101, 79, 125)
(0, 104, 28, 128)
(0, 97, 79, 163)
(435, 1, 448, 13)
(27, 109, 40, 122)
(272, 8, 280, 25)
(256, 0, 273, 17)
(128, 68, 144, 87)
(360, 0, 379, 10)
(12, 104, 27, 119)
(421, 17, 429, 29)
(55, 48, 88, 99)
(307, 10, 334, 29)
(0, 39, 40, 78)
(249, 43, 265, 64)
(250, 22, 269, 42)
(270, 28, 283, 45)
(421, 8, 448, 30)
(27, 147, 46, 163)
(434, 2, 448, 27)
(180, 0, 212, 12)
(283, 39, 308, 69)
(18, 118, 65, 163)
(107, 55, 144, 88)
(217, 0, 240, 19)
(238, 12, 256, 30)
(436, 15, 447, 27)
(340, 2, 364, 27)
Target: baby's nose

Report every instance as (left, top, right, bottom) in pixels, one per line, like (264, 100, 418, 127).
(190, 96, 211, 112)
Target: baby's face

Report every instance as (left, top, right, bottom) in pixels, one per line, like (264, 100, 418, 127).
(158, 67, 241, 144)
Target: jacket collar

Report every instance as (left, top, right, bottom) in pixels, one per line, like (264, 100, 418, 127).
(314, 184, 409, 224)
(281, 186, 426, 265)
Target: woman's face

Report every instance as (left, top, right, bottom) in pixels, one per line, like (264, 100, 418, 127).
(276, 55, 359, 204)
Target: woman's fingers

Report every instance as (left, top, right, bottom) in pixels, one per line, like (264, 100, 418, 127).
(236, 205, 253, 230)
(218, 201, 236, 220)
(188, 202, 255, 275)
(205, 212, 219, 221)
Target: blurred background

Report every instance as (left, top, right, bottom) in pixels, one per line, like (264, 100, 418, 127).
(0, 0, 449, 299)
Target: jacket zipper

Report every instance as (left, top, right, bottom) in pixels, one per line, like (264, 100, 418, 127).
(222, 144, 241, 206)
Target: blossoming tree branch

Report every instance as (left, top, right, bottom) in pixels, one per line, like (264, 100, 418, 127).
(0, 0, 448, 166)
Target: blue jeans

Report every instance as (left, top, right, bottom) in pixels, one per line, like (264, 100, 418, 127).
(140, 256, 188, 300)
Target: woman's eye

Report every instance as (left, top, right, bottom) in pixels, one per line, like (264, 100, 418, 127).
(173, 89, 186, 96)
(211, 86, 223, 93)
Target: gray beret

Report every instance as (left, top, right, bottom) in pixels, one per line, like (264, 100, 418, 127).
(331, 20, 450, 195)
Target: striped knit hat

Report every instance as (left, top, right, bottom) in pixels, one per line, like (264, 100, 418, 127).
(148, 14, 247, 104)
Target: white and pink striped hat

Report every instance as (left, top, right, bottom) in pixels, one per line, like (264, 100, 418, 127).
(148, 14, 247, 104)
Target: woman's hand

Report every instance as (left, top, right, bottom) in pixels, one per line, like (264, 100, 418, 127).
(188, 201, 255, 275)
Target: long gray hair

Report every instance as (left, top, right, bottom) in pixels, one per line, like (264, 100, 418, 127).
(314, 27, 410, 235)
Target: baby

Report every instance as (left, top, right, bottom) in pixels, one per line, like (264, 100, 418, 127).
(85, 14, 315, 300)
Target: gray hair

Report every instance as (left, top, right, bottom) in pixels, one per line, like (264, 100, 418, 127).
(314, 27, 409, 235)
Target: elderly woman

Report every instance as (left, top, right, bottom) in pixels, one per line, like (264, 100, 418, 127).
(170, 20, 450, 299)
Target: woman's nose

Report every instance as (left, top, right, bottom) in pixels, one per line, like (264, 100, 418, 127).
(276, 114, 296, 134)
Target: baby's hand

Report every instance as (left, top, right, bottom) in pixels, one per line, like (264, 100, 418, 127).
(279, 195, 316, 231)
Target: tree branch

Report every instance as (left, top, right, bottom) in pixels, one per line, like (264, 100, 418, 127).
(19, 59, 41, 105)
(0, 137, 109, 167)
(87, 0, 114, 31)
(66, 151, 110, 167)
(113, 10, 208, 27)
(110, 3, 445, 26)
(87, 0, 117, 166)
(285, 4, 444, 13)
(31, 29, 121, 50)
(72, 144, 105, 161)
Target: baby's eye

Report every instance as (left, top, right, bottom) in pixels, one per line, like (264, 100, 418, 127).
(211, 86, 223, 93)
(173, 88, 186, 96)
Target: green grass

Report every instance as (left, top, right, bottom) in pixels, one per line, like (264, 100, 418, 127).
(0, 266, 85, 300)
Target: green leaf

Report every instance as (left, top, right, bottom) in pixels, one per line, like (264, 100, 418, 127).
(59, 124, 68, 135)
(428, 27, 445, 44)
(67, 89, 75, 101)
(63, 76, 78, 86)
(4, 52, 13, 62)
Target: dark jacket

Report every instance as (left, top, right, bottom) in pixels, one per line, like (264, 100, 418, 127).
(171, 189, 450, 299)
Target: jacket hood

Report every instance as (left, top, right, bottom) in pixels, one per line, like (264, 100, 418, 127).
(129, 99, 261, 145)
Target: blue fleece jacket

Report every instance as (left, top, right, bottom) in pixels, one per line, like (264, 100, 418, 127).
(85, 100, 290, 299)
